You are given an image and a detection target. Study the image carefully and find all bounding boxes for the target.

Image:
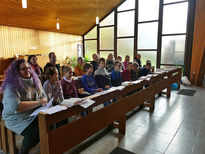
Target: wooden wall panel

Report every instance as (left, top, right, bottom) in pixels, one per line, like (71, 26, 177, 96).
(190, 0, 205, 86)
(0, 26, 82, 75)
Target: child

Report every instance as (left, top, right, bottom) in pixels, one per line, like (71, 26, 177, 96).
(111, 61, 122, 87)
(123, 55, 130, 70)
(106, 54, 115, 73)
(122, 62, 132, 82)
(116, 56, 125, 71)
(138, 61, 152, 77)
(94, 58, 111, 89)
(43, 67, 64, 105)
(82, 63, 103, 95)
(60, 66, 78, 99)
(131, 62, 139, 81)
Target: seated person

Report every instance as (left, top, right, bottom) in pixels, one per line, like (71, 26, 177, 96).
(111, 61, 122, 87)
(90, 53, 99, 72)
(123, 55, 130, 70)
(60, 66, 78, 99)
(134, 54, 142, 68)
(116, 56, 125, 71)
(106, 54, 115, 73)
(138, 61, 152, 77)
(44, 52, 61, 80)
(74, 57, 85, 76)
(27, 55, 43, 81)
(1, 59, 47, 154)
(122, 62, 132, 82)
(131, 62, 139, 81)
(43, 67, 64, 105)
(94, 58, 111, 90)
(81, 63, 103, 95)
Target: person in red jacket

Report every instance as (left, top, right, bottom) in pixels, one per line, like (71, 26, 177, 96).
(122, 62, 132, 82)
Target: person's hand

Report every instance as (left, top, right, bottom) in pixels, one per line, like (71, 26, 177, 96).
(39, 98, 48, 107)
(105, 85, 110, 89)
(95, 88, 103, 92)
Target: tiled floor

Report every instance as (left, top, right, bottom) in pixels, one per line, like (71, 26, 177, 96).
(1, 85, 205, 154)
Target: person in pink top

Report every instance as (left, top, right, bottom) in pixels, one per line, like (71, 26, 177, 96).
(123, 55, 130, 70)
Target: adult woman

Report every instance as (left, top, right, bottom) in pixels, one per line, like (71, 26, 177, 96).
(1, 59, 47, 154)
(74, 57, 85, 76)
(27, 55, 43, 80)
(106, 53, 115, 73)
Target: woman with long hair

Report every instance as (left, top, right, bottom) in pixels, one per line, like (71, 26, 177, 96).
(1, 59, 47, 154)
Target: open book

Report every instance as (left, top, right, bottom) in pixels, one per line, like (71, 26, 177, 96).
(61, 98, 95, 109)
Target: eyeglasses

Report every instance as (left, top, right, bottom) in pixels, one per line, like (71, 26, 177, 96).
(19, 67, 31, 71)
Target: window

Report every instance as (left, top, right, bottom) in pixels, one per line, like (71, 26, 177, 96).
(138, 22, 158, 49)
(100, 27, 114, 50)
(117, 0, 135, 11)
(117, 11, 135, 37)
(85, 40, 97, 60)
(117, 38, 134, 61)
(161, 35, 186, 65)
(100, 12, 114, 26)
(164, 0, 187, 4)
(85, 26, 97, 39)
(138, 51, 157, 67)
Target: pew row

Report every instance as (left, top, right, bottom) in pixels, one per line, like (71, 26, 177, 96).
(38, 67, 181, 154)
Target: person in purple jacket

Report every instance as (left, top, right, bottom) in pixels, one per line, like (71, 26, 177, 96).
(81, 63, 103, 95)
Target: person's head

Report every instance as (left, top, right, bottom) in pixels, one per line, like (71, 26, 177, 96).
(117, 56, 122, 62)
(98, 58, 106, 69)
(146, 60, 151, 66)
(145, 62, 151, 70)
(49, 52, 56, 64)
(45, 67, 59, 82)
(1, 59, 41, 92)
(62, 66, 73, 79)
(83, 63, 93, 75)
(132, 62, 139, 71)
(77, 57, 84, 66)
(92, 54, 98, 61)
(127, 62, 132, 71)
(137, 54, 141, 59)
(114, 60, 121, 72)
(27, 55, 38, 65)
(107, 54, 113, 61)
(125, 55, 130, 62)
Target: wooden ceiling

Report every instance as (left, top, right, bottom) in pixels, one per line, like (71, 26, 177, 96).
(0, 0, 123, 35)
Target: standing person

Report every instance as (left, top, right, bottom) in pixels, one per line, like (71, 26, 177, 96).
(111, 61, 122, 87)
(90, 53, 99, 72)
(74, 57, 85, 76)
(60, 66, 78, 99)
(1, 59, 47, 154)
(134, 54, 142, 68)
(43, 67, 64, 105)
(123, 55, 130, 70)
(81, 63, 103, 95)
(27, 55, 43, 81)
(44, 52, 61, 80)
(106, 53, 115, 73)
(122, 62, 132, 82)
(94, 58, 111, 90)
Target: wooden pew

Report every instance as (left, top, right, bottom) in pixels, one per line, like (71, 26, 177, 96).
(38, 68, 182, 154)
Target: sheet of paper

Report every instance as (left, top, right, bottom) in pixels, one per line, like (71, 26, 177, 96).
(61, 98, 82, 107)
(79, 99, 95, 108)
(29, 97, 54, 117)
(122, 81, 132, 86)
(41, 105, 67, 114)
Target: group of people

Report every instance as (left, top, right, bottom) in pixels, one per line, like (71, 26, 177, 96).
(1, 52, 153, 154)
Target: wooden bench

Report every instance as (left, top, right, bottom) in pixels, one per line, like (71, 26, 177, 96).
(38, 67, 182, 154)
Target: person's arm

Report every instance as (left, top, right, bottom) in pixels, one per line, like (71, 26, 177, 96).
(74, 66, 79, 76)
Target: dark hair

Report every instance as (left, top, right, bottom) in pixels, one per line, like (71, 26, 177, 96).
(99, 58, 105, 63)
(92, 53, 97, 59)
(128, 62, 132, 65)
(1, 59, 41, 92)
(45, 67, 58, 79)
(62, 66, 72, 74)
(114, 60, 121, 66)
(27, 55, 36, 64)
(83, 63, 92, 72)
(132, 62, 139, 68)
(49, 52, 55, 58)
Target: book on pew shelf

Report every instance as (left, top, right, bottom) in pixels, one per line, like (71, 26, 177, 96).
(61, 98, 96, 108)
(29, 97, 54, 117)
(122, 81, 132, 86)
(41, 105, 67, 115)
